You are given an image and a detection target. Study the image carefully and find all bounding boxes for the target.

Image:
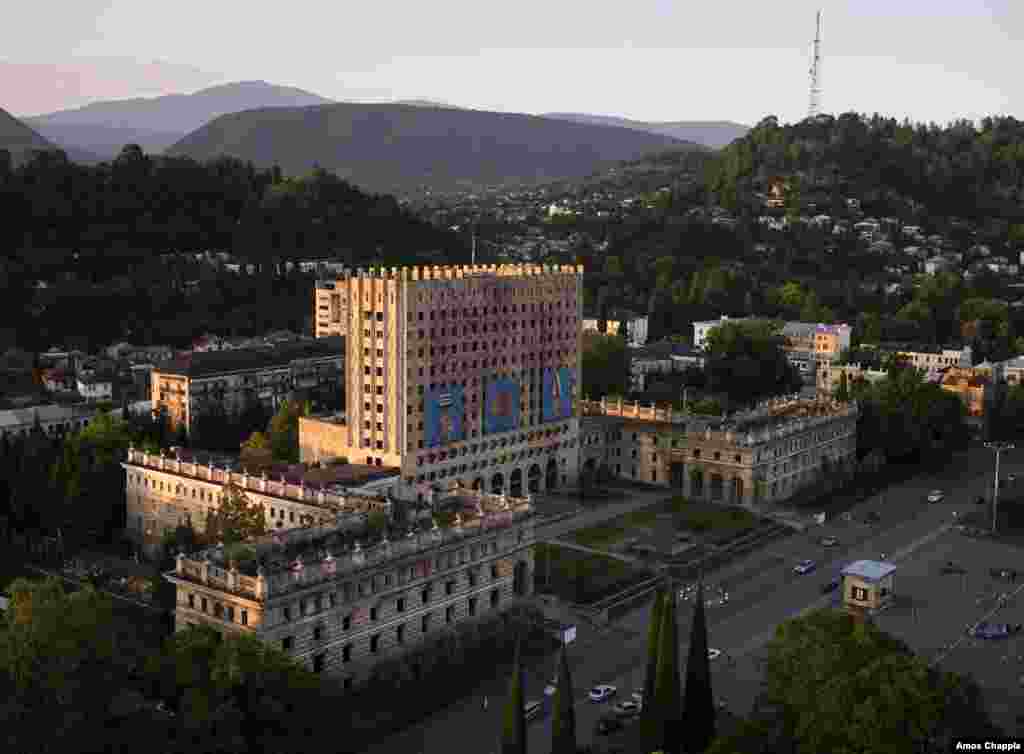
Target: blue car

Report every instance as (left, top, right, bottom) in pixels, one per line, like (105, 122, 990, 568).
(794, 560, 817, 575)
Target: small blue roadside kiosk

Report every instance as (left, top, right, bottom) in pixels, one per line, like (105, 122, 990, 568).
(841, 559, 897, 614)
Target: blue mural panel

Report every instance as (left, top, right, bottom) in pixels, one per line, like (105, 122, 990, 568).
(424, 384, 465, 447)
(542, 366, 575, 422)
(484, 377, 520, 434)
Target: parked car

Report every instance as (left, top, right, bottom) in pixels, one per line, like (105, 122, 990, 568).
(794, 560, 817, 575)
(589, 685, 617, 703)
(940, 561, 967, 575)
(544, 676, 558, 696)
(971, 622, 1023, 640)
(613, 700, 641, 717)
(631, 690, 644, 706)
(822, 578, 841, 594)
(864, 512, 882, 524)
(991, 568, 1018, 582)
(679, 584, 698, 601)
(524, 700, 544, 721)
(708, 648, 722, 661)
(820, 536, 839, 547)
(596, 716, 625, 735)
(926, 490, 945, 503)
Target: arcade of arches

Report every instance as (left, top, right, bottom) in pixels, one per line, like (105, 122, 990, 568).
(466, 457, 563, 498)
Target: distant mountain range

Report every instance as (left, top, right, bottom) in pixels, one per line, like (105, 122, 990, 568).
(25, 80, 334, 159)
(542, 113, 748, 149)
(0, 107, 100, 164)
(166, 103, 698, 195)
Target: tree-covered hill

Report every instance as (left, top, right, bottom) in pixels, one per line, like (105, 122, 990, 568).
(0, 145, 466, 351)
(707, 113, 1024, 222)
(165, 103, 691, 195)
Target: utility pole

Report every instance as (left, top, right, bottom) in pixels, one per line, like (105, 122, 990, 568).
(986, 441, 1014, 535)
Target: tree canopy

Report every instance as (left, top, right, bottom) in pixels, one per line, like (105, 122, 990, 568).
(757, 609, 999, 754)
(703, 320, 803, 408)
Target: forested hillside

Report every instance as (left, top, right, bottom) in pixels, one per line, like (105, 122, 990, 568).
(0, 145, 466, 351)
(708, 113, 1024, 222)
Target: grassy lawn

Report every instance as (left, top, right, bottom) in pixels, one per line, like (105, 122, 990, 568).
(534, 542, 652, 605)
(567, 496, 761, 551)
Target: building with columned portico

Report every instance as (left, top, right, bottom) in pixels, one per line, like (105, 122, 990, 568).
(579, 395, 857, 506)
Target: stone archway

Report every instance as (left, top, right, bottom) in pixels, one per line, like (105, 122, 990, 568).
(528, 464, 542, 493)
(510, 468, 524, 498)
(732, 477, 744, 503)
(545, 459, 558, 490)
(690, 469, 704, 498)
(491, 473, 505, 495)
(670, 463, 685, 490)
(513, 560, 528, 596)
(710, 474, 724, 501)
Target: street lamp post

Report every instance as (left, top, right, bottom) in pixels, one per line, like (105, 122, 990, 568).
(985, 441, 1015, 535)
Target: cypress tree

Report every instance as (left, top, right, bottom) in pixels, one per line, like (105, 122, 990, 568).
(682, 582, 716, 753)
(550, 641, 576, 754)
(653, 587, 682, 753)
(638, 588, 665, 742)
(501, 635, 527, 754)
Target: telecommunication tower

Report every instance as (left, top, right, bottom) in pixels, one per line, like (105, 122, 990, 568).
(807, 10, 823, 119)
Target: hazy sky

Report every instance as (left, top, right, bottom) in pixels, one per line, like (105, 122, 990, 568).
(2, 0, 1020, 124)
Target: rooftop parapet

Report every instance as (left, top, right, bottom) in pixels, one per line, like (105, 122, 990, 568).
(125, 447, 396, 515)
(171, 487, 533, 601)
(580, 395, 857, 447)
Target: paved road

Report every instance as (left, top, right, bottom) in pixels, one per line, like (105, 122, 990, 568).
(364, 446, 1022, 754)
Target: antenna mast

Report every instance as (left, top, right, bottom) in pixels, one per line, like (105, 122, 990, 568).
(808, 10, 823, 119)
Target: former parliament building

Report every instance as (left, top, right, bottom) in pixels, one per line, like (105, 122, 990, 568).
(308, 264, 583, 500)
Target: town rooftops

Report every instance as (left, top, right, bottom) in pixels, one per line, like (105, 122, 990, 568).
(155, 336, 343, 378)
(841, 560, 897, 582)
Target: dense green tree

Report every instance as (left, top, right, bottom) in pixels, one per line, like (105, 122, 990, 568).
(266, 398, 310, 463)
(550, 641, 577, 754)
(581, 332, 629, 400)
(205, 482, 267, 546)
(652, 589, 682, 752)
(637, 589, 665, 744)
(855, 365, 967, 461)
(703, 320, 802, 408)
(501, 636, 527, 754)
(681, 583, 716, 754)
(762, 609, 1000, 754)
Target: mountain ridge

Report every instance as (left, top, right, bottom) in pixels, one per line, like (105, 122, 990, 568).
(25, 80, 335, 158)
(543, 113, 748, 149)
(166, 102, 700, 195)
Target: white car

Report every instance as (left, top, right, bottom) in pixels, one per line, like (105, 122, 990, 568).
(927, 490, 944, 503)
(544, 677, 558, 696)
(708, 648, 722, 661)
(821, 536, 839, 547)
(589, 684, 617, 702)
(631, 690, 644, 706)
(613, 700, 641, 717)
(794, 559, 817, 575)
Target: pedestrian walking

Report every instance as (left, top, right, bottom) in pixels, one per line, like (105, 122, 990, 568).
(483, 696, 488, 711)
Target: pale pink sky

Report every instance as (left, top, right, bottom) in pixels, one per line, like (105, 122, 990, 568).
(2, 0, 1021, 124)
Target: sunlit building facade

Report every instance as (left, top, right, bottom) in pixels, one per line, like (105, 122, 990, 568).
(307, 264, 583, 500)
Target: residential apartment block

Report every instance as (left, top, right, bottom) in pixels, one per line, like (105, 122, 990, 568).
(692, 316, 851, 380)
(302, 264, 582, 501)
(151, 337, 344, 433)
(163, 486, 535, 684)
(579, 395, 857, 506)
(582, 311, 649, 347)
